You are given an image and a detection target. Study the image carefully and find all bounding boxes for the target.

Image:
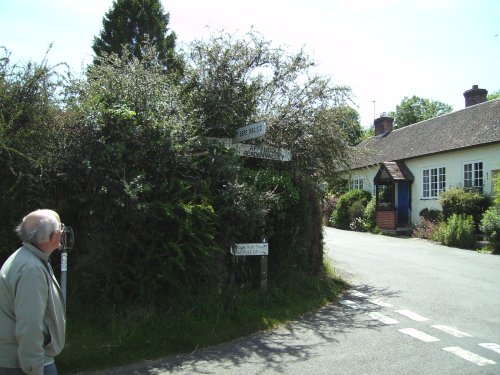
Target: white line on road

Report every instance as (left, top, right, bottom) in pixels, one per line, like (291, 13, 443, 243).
(399, 328, 440, 342)
(350, 290, 368, 298)
(339, 299, 364, 310)
(395, 310, 429, 321)
(431, 325, 472, 338)
(443, 347, 496, 366)
(479, 343, 500, 355)
(368, 312, 399, 325)
(349, 290, 393, 307)
(369, 299, 393, 307)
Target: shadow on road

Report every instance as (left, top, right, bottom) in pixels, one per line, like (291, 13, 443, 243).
(81, 285, 400, 374)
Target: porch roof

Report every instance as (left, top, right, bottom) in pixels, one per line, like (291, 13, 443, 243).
(374, 161, 414, 183)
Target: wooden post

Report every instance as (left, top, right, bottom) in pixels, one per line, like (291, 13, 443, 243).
(260, 255, 267, 291)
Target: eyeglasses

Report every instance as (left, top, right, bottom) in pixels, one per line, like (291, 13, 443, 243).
(58, 223, 65, 233)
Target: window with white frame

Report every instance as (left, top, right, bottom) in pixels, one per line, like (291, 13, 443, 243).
(463, 161, 483, 193)
(422, 166, 446, 198)
(350, 178, 364, 190)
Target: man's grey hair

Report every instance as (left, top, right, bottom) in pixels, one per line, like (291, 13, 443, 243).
(15, 211, 58, 244)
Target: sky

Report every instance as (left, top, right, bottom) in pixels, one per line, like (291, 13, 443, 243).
(1, 0, 499, 127)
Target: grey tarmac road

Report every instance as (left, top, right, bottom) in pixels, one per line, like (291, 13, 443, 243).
(81, 228, 500, 375)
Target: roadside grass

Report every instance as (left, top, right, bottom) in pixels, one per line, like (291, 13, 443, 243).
(58, 261, 348, 374)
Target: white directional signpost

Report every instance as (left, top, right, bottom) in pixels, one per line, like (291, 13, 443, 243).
(204, 137, 233, 147)
(234, 121, 267, 142)
(235, 144, 292, 161)
(231, 243, 269, 256)
(205, 120, 291, 291)
(231, 239, 269, 290)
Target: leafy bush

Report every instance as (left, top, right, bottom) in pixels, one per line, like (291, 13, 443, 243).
(348, 200, 366, 230)
(331, 189, 372, 230)
(322, 193, 338, 226)
(0, 48, 65, 263)
(362, 196, 377, 232)
(419, 208, 443, 223)
(493, 173, 500, 206)
(440, 188, 490, 228)
(412, 217, 439, 240)
(1, 31, 354, 309)
(349, 217, 365, 232)
(435, 214, 475, 249)
(480, 207, 500, 251)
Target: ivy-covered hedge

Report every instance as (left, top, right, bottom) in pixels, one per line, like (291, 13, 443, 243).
(1, 37, 351, 307)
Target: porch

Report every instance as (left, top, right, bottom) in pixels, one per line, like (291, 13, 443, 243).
(374, 161, 414, 234)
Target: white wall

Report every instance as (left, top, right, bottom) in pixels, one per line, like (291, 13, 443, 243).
(406, 143, 500, 224)
(345, 143, 500, 225)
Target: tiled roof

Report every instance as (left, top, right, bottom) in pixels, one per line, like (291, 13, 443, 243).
(351, 98, 500, 169)
(375, 161, 415, 182)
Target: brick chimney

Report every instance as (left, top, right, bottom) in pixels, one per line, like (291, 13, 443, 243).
(463, 85, 488, 107)
(374, 114, 394, 136)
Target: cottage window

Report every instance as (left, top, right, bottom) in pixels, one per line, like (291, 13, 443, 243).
(463, 161, 483, 193)
(422, 166, 446, 198)
(350, 178, 364, 190)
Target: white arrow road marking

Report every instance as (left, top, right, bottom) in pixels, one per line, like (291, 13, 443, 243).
(368, 312, 399, 325)
(479, 343, 500, 355)
(443, 347, 496, 366)
(431, 325, 472, 338)
(369, 299, 393, 307)
(339, 299, 364, 310)
(398, 328, 440, 342)
(395, 310, 429, 321)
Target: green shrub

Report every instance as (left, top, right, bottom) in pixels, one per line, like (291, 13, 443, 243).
(419, 208, 443, 223)
(480, 207, 500, 251)
(348, 200, 366, 229)
(321, 193, 338, 227)
(349, 217, 365, 232)
(331, 189, 372, 230)
(362, 196, 377, 232)
(440, 188, 490, 228)
(435, 214, 475, 249)
(413, 217, 440, 240)
(494, 174, 500, 206)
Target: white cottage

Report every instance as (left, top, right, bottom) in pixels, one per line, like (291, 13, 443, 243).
(347, 86, 500, 232)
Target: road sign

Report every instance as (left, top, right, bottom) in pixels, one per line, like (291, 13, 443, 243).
(235, 144, 291, 161)
(204, 137, 233, 147)
(235, 121, 267, 142)
(231, 243, 269, 256)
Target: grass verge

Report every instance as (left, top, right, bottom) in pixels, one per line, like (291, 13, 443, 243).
(59, 261, 348, 374)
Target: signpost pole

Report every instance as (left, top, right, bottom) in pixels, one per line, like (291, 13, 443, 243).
(260, 235, 268, 291)
(260, 255, 267, 291)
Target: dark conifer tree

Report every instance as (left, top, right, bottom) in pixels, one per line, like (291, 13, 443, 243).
(92, 0, 182, 74)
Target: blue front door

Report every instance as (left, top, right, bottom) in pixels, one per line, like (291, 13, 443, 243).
(397, 182, 410, 225)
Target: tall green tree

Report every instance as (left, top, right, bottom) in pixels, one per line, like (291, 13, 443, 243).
(389, 95, 453, 129)
(92, 0, 182, 75)
(487, 90, 500, 101)
(0, 47, 65, 260)
(183, 31, 353, 184)
(328, 106, 363, 146)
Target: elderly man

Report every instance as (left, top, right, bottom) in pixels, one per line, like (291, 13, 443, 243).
(0, 209, 66, 375)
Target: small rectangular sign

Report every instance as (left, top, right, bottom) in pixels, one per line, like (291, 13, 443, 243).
(204, 137, 233, 147)
(231, 243, 269, 256)
(235, 144, 291, 161)
(235, 121, 267, 142)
